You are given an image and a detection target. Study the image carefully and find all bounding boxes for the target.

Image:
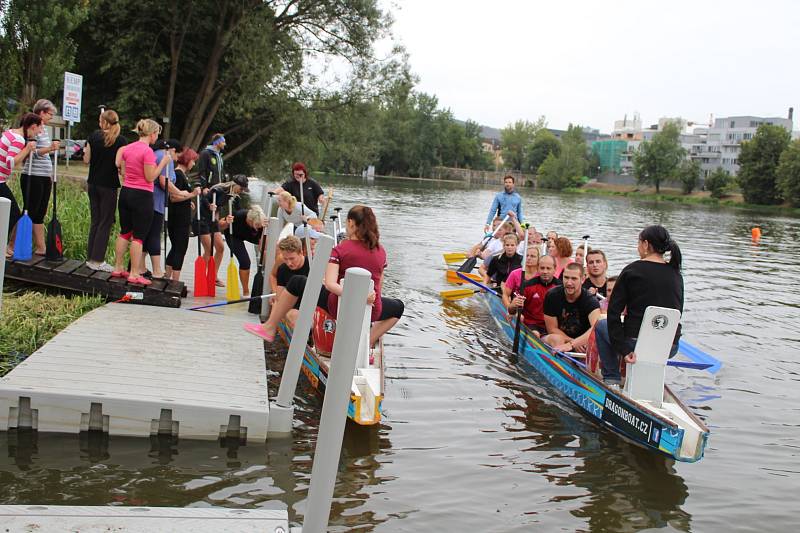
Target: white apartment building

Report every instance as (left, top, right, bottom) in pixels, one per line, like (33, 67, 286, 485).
(613, 111, 794, 177)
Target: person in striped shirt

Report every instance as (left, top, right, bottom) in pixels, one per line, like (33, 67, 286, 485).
(24, 99, 61, 255)
(1, 113, 43, 256)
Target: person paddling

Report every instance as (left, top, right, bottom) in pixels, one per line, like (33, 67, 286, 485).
(508, 255, 561, 337)
(484, 175, 523, 232)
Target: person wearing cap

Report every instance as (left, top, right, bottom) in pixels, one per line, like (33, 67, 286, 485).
(205, 175, 251, 286)
(219, 204, 267, 296)
(197, 132, 225, 190)
(142, 138, 182, 278)
(273, 161, 325, 217)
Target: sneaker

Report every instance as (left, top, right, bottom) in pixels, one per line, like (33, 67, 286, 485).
(87, 261, 114, 273)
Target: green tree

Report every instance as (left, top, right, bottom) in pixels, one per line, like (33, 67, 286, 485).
(536, 124, 588, 190)
(738, 123, 791, 205)
(527, 129, 561, 173)
(632, 122, 685, 193)
(501, 117, 545, 171)
(0, 0, 89, 111)
(705, 167, 732, 199)
(677, 159, 701, 194)
(777, 139, 800, 206)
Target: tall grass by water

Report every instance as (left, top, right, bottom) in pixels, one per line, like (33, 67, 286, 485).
(3, 173, 113, 375)
(9, 175, 119, 262)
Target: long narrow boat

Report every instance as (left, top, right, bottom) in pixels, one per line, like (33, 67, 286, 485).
(276, 313, 384, 425)
(481, 291, 709, 462)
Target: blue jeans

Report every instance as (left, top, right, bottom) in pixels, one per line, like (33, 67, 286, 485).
(595, 318, 679, 381)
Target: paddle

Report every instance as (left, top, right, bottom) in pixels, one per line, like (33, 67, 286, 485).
(512, 224, 530, 354)
(45, 148, 63, 260)
(445, 269, 482, 284)
(225, 197, 240, 300)
(188, 292, 275, 311)
(582, 234, 589, 268)
(249, 191, 274, 313)
(12, 144, 34, 260)
(440, 287, 482, 301)
(299, 177, 311, 258)
(320, 186, 333, 221)
(206, 192, 217, 296)
(443, 252, 467, 264)
(457, 214, 510, 273)
(162, 165, 170, 275)
(193, 193, 208, 296)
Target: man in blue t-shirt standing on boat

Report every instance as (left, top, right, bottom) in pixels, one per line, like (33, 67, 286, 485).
(484, 175, 523, 232)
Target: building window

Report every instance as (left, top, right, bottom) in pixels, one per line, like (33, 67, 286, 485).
(730, 120, 735, 128)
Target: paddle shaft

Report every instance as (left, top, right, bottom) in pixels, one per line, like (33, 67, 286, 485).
(189, 293, 275, 311)
(512, 225, 530, 353)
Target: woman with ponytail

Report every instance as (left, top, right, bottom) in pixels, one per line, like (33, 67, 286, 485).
(593, 224, 684, 386)
(324, 205, 404, 347)
(84, 109, 127, 271)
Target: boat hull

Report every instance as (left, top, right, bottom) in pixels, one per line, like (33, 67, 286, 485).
(277, 320, 384, 426)
(482, 293, 708, 462)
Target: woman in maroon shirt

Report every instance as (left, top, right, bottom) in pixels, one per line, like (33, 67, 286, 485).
(325, 205, 404, 347)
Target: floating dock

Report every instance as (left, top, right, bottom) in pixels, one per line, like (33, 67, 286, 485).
(1, 245, 268, 441)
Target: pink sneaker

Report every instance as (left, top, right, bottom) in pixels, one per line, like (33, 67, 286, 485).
(244, 323, 275, 342)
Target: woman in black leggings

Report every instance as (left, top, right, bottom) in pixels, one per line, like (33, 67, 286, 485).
(220, 204, 267, 296)
(165, 148, 201, 280)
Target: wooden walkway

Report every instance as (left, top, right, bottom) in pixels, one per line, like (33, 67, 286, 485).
(0, 243, 269, 441)
(4, 255, 185, 308)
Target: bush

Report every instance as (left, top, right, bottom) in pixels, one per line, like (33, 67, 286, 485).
(677, 159, 701, 194)
(705, 167, 732, 199)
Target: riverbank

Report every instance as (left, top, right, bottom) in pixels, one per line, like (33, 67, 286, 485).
(562, 182, 800, 216)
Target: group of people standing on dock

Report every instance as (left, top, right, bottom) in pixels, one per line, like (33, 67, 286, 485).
(471, 175, 684, 386)
(2, 103, 404, 348)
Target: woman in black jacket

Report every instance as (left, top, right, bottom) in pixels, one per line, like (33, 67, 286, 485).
(165, 148, 201, 281)
(593, 225, 684, 386)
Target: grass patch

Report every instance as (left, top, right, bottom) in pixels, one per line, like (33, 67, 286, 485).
(0, 289, 104, 376)
(9, 175, 119, 262)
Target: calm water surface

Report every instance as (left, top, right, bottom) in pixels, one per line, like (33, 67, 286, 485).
(2, 177, 799, 532)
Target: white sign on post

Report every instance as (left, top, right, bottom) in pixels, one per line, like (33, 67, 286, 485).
(62, 72, 83, 123)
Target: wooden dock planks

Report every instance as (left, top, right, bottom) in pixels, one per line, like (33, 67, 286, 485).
(4, 256, 183, 308)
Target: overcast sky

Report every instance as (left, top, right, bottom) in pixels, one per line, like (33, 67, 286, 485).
(381, 0, 799, 132)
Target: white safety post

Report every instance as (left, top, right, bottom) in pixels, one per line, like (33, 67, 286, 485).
(303, 267, 373, 533)
(268, 234, 334, 434)
(0, 198, 10, 311)
(259, 216, 281, 322)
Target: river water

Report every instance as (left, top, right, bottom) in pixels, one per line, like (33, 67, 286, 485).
(1, 177, 798, 532)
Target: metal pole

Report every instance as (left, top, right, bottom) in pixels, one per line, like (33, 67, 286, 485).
(0, 198, 10, 311)
(268, 234, 334, 434)
(65, 122, 71, 169)
(259, 216, 281, 322)
(303, 267, 372, 533)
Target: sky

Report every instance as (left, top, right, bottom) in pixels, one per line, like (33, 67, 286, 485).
(379, 0, 800, 133)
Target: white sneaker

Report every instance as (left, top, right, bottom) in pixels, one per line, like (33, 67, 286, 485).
(87, 261, 114, 273)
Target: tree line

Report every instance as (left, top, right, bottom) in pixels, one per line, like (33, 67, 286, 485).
(0, 0, 498, 178)
(632, 121, 800, 205)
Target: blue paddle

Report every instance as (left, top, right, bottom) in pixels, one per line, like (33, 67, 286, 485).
(12, 145, 34, 260)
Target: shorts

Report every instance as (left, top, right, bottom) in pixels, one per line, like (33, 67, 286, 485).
(118, 187, 154, 244)
(377, 297, 404, 321)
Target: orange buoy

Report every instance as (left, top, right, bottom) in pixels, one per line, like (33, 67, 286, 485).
(751, 227, 762, 241)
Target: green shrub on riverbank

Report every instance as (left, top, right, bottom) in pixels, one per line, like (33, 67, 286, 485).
(0, 290, 104, 376)
(9, 177, 119, 262)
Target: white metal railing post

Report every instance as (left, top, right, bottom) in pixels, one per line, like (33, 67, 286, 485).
(0, 198, 10, 311)
(303, 267, 372, 533)
(259, 216, 281, 322)
(268, 234, 334, 434)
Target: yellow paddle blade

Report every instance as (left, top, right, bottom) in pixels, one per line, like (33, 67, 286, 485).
(445, 270, 482, 284)
(440, 288, 479, 301)
(443, 252, 467, 263)
(226, 261, 241, 301)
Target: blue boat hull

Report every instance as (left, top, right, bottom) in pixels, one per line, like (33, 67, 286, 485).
(482, 293, 708, 462)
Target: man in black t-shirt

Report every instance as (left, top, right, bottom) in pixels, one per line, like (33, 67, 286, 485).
(543, 262, 601, 352)
(582, 249, 609, 297)
(274, 161, 325, 216)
